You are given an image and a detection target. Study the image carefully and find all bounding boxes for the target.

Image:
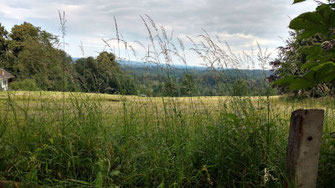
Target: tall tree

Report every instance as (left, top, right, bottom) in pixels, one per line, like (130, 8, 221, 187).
(0, 23, 9, 68)
(180, 73, 197, 96)
(74, 52, 136, 94)
(4, 22, 76, 91)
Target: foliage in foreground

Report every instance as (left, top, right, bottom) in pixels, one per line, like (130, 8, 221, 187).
(271, 0, 335, 97)
(0, 92, 334, 187)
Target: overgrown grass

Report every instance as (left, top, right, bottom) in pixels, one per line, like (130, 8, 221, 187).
(0, 91, 334, 187)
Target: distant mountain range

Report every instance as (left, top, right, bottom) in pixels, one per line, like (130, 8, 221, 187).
(116, 60, 273, 78)
(72, 57, 207, 70)
(117, 60, 208, 70)
(72, 58, 271, 73)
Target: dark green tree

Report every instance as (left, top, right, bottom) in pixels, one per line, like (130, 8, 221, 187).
(9, 22, 39, 56)
(0, 23, 9, 69)
(163, 77, 179, 97)
(2, 22, 76, 91)
(74, 52, 136, 94)
(180, 73, 197, 96)
(231, 79, 249, 96)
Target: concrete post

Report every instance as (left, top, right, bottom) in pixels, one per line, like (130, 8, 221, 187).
(285, 109, 324, 188)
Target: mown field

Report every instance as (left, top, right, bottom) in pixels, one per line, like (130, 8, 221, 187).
(0, 91, 334, 187)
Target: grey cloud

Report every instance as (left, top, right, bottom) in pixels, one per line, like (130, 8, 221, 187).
(0, 0, 318, 59)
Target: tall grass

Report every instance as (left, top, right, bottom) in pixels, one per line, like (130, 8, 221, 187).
(0, 92, 334, 187)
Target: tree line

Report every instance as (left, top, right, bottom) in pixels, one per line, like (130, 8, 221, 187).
(123, 65, 275, 96)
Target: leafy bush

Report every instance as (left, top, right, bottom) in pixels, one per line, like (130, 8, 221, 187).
(272, 0, 335, 96)
(10, 79, 39, 91)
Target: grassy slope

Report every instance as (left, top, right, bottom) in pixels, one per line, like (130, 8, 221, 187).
(0, 91, 334, 187)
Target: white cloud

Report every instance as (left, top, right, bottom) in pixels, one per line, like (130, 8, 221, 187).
(0, 0, 321, 67)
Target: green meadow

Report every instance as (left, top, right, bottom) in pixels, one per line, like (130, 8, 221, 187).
(0, 91, 334, 187)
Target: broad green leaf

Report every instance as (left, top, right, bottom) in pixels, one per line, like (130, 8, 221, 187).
(293, 0, 306, 4)
(290, 77, 314, 90)
(310, 61, 335, 82)
(301, 61, 317, 70)
(289, 12, 321, 31)
(300, 45, 323, 60)
(276, 62, 335, 90)
(300, 45, 330, 69)
(317, 69, 335, 82)
(302, 61, 335, 84)
(273, 76, 295, 87)
(300, 45, 322, 55)
(310, 61, 335, 72)
(316, 4, 335, 27)
(290, 4, 334, 39)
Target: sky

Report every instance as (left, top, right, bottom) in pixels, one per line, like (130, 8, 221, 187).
(0, 0, 320, 68)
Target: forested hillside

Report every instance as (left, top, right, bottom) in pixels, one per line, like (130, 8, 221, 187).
(120, 61, 274, 96)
